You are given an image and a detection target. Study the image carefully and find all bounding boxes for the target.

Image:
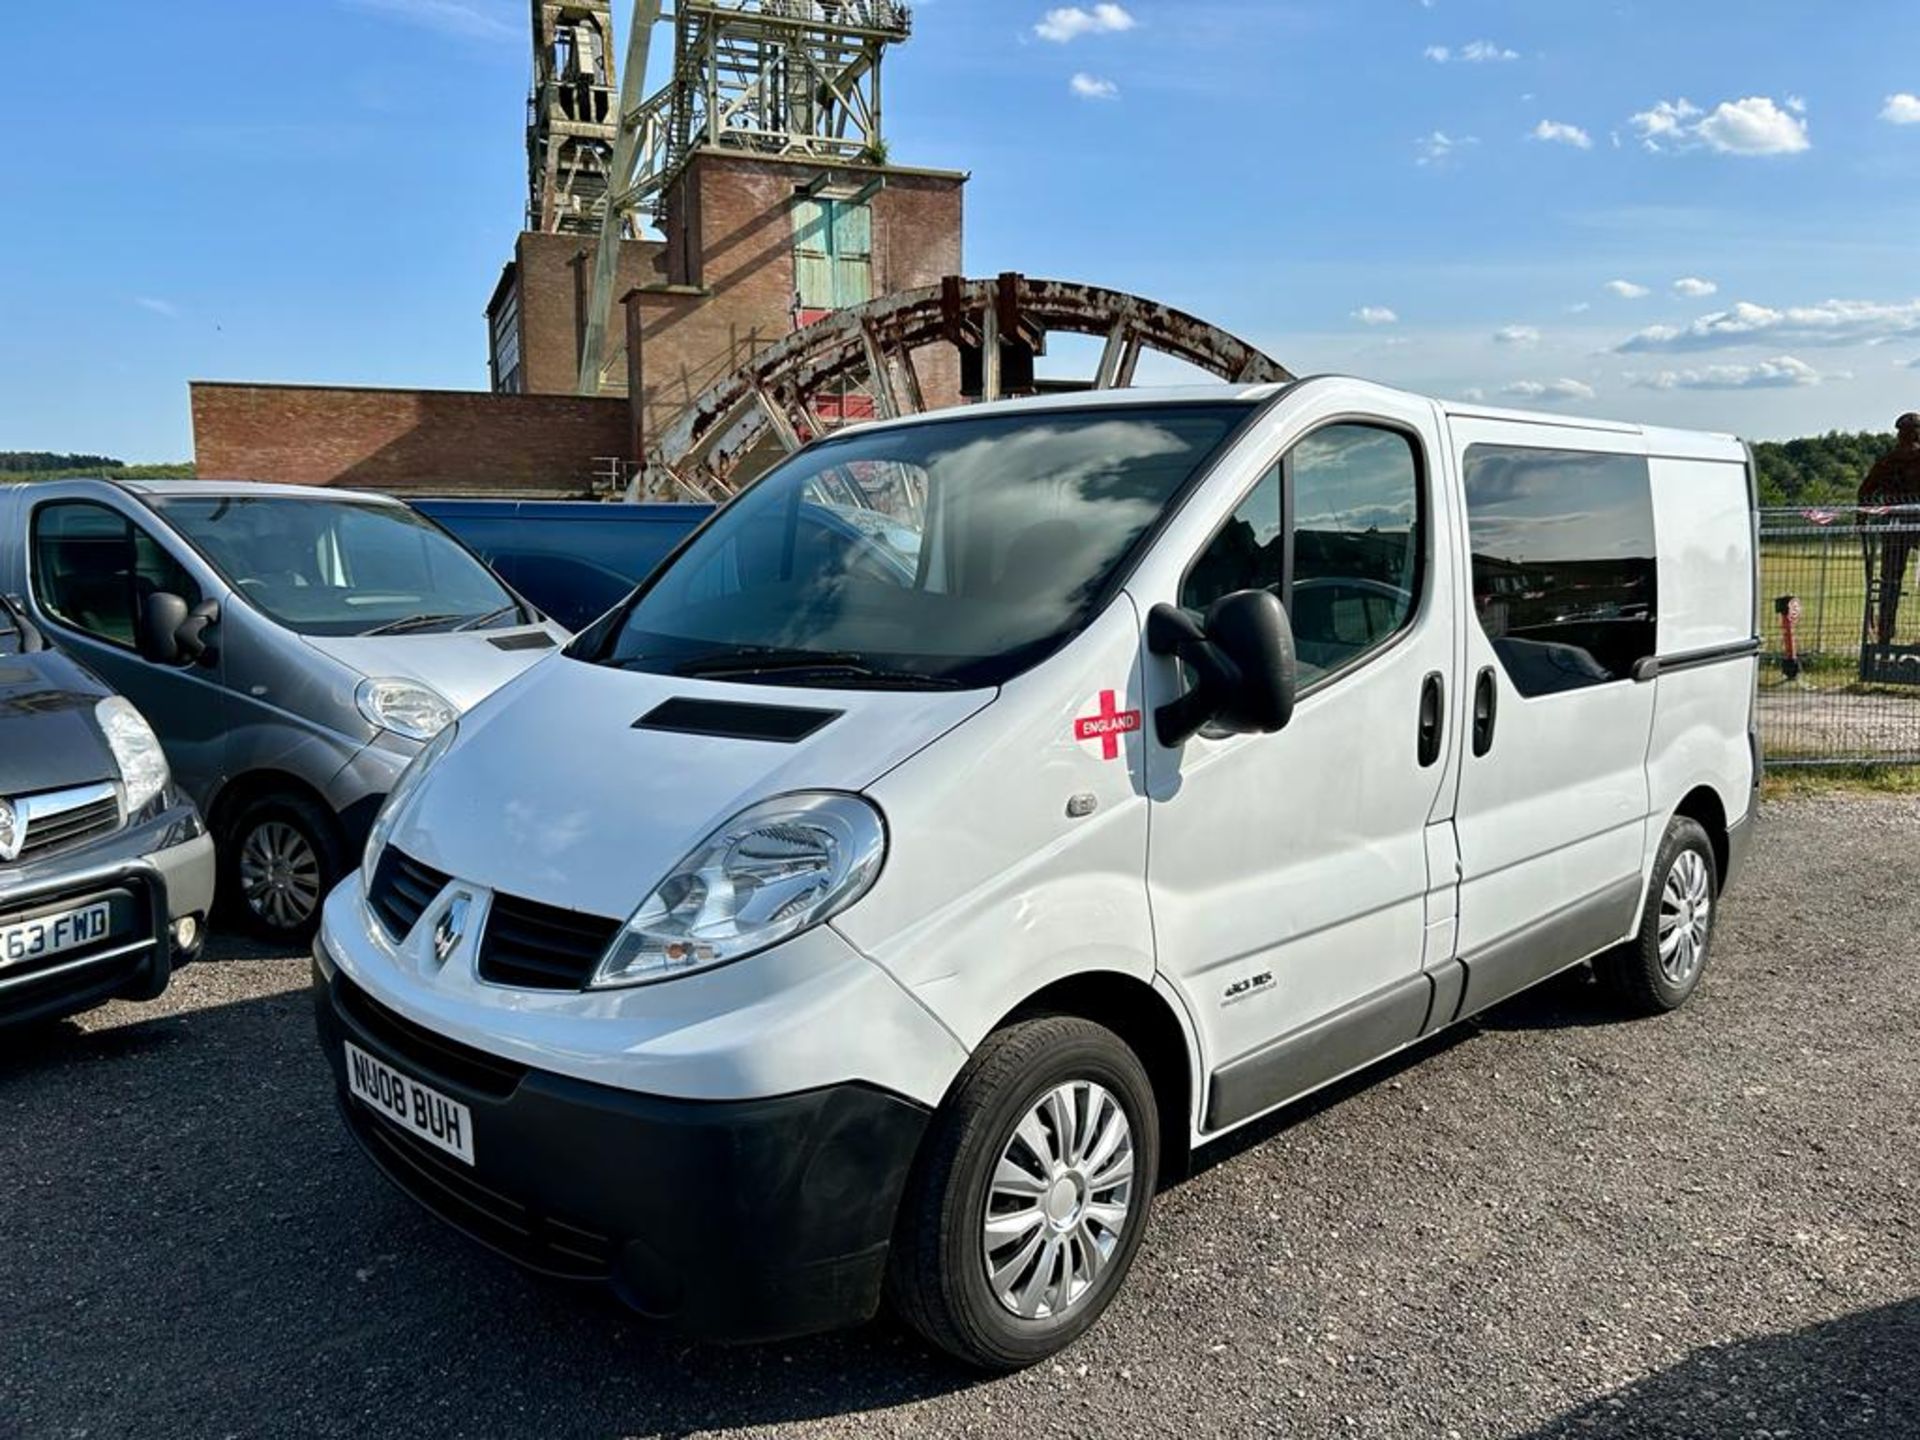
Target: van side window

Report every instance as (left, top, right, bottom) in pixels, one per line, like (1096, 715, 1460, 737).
(32, 501, 201, 649)
(1462, 445, 1656, 697)
(1182, 425, 1423, 685)
(1181, 465, 1282, 613)
(1288, 425, 1421, 679)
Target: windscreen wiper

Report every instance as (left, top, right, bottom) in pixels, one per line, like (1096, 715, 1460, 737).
(455, 603, 524, 632)
(359, 612, 462, 637)
(673, 651, 960, 688)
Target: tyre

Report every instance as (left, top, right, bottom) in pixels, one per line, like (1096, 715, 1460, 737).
(887, 1015, 1159, 1371)
(222, 793, 343, 943)
(1598, 814, 1718, 1015)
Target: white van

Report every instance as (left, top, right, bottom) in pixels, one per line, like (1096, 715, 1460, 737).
(311, 379, 1758, 1370)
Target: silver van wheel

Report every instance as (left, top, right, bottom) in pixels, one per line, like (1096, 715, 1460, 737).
(1657, 848, 1713, 988)
(983, 1079, 1136, 1320)
(239, 820, 322, 930)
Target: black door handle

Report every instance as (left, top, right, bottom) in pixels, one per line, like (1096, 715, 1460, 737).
(1472, 665, 1498, 757)
(1417, 671, 1444, 767)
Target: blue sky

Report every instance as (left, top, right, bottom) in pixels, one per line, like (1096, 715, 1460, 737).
(3, 0, 1919, 460)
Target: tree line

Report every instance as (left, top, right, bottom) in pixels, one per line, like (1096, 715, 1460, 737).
(1751, 430, 1902, 509)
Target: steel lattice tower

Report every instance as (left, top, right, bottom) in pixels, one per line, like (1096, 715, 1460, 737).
(527, 2, 621, 234)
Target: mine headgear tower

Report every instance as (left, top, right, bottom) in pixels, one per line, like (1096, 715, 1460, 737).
(526, 2, 622, 235)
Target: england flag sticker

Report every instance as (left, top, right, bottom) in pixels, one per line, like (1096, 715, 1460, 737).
(1073, 690, 1142, 760)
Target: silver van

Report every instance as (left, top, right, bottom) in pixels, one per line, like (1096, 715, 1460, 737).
(0, 481, 566, 941)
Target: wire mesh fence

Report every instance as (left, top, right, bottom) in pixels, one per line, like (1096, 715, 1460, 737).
(1757, 504, 1920, 766)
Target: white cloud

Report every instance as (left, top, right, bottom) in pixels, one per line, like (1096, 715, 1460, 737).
(1631, 95, 1809, 155)
(1459, 387, 1489, 403)
(1884, 93, 1920, 125)
(1531, 119, 1592, 149)
(1425, 39, 1519, 63)
(1673, 277, 1719, 298)
(1567, 302, 1592, 314)
(1034, 3, 1135, 42)
(1502, 379, 1597, 404)
(1699, 96, 1810, 154)
(1069, 72, 1119, 99)
(1415, 130, 1478, 167)
(342, 0, 514, 40)
(135, 297, 181, 319)
(1352, 306, 1399, 325)
(1626, 356, 1822, 391)
(1618, 298, 1920, 354)
(1494, 324, 1541, 345)
(1605, 280, 1651, 299)
(1630, 98, 1701, 151)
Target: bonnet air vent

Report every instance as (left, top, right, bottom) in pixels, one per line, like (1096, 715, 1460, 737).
(488, 632, 555, 652)
(634, 697, 843, 743)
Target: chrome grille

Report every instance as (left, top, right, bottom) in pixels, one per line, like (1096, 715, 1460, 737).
(9, 782, 122, 864)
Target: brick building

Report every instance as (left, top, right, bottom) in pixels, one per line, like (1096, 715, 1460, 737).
(192, 2, 968, 497)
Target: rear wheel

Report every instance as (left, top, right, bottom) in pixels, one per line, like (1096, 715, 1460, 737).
(1598, 814, 1718, 1014)
(223, 793, 342, 943)
(887, 1015, 1159, 1371)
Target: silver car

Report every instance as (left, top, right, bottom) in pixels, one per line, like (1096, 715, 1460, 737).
(0, 480, 567, 941)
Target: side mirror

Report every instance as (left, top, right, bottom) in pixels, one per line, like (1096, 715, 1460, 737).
(1146, 589, 1298, 747)
(138, 592, 219, 666)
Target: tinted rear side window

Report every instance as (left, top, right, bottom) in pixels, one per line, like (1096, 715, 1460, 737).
(1463, 445, 1656, 697)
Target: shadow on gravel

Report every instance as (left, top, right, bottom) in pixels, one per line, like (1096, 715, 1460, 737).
(0, 982, 982, 1440)
(1511, 1298, 1920, 1438)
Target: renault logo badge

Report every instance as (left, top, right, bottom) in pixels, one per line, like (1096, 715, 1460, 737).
(432, 892, 471, 964)
(0, 798, 19, 864)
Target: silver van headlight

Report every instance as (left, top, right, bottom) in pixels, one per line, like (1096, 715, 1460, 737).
(591, 792, 887, 989)
(95, 696, 170, 814)
(361, 721, 459, 888)
(356, 678, 458, 741)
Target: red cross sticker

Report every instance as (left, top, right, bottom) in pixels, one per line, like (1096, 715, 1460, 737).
(1073, 690, 1142, 760)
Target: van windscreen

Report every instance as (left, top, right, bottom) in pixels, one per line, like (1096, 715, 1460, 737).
(574, 403, 1253, 690)
(151, 496, 524, 637)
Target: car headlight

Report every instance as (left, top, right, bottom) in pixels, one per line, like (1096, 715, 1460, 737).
(355, 678, 458, 741)
(95, 696, 170, 814)
(361, 721, 458, 888)
(591, 792, 887, 989)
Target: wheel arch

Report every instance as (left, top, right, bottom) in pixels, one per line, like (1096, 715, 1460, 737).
(995, 970, 1197, 1184)
(207, 768, 346, 848)
(1670, 783, 1731, 884)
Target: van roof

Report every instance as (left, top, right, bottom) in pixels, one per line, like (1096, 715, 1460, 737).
(112, 478, 405, 504)
(840, 380, 1744, 459)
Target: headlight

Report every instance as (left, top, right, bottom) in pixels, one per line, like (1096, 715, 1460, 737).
(591, 792, 886, 989)
(95, 696, 169, 814)
(361, 721, 458, 888)
(356, 678, 458, 741)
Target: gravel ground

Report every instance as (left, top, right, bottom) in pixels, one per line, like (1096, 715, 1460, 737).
(2, 794, 1917, 1440)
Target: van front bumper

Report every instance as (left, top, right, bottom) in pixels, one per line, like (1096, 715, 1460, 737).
(312, 941, 931, 1342)
(0, 799, 213, 1029)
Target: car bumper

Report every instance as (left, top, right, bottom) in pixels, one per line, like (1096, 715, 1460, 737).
(312, 939, 932, 1342)
(0, 797, 215, 1028)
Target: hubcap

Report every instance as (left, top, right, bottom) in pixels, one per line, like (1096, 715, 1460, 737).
(982, 1079, 1135, 1320)
(238, 820, 322, 930)
(1657, 847, 1713, 987)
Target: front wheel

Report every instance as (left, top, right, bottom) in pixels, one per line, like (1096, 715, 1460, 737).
(887, 1015, 1159, 1371)
(223, 794, 343, 943)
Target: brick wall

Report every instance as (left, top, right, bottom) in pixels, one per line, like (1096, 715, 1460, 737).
(628, 151, 967, 447)
(190, 383, 631, 496)
(506, 230, 666, 396)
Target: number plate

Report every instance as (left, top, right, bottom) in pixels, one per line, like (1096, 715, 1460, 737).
(344, 1040, 476, 1165)
(0, 899, 114, 970)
